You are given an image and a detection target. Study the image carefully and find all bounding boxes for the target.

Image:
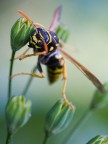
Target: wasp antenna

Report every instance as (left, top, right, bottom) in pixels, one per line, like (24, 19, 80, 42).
(17, 10, 32, 24)
(34, 23, 45, 28)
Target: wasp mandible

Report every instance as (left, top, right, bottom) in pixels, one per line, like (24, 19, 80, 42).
(12, 7, 105, 109)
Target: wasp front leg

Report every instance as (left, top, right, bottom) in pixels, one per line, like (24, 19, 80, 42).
(14, 48, 30, 60)
(62, 60, 74, 109)
(19, 41, 48, 60)
(18, 51, 46, 60)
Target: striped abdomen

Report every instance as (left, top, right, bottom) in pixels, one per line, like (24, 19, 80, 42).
(47, 65, 63, 84)
(45, 51, 64, 84)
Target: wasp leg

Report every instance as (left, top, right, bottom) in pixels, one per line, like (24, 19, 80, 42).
(11, 71, 45, 79)
(31, 72, 45, 78)
(19, 41, 48, 60)
(14, 48, 30, 60)
(62, 60, 74, 109)
(31, 60, 45, 78)
(19, 51, 46, 60)
(11, 60, 45, 79)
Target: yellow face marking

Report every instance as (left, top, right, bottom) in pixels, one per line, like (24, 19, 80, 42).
(38, 40, 42, 43)
(32, 36, 37, 43)
(39, 31, 44, 40)
(35, 45, 41, 49)
(29, 36, 35, 45)
(30, 40, 35, 45)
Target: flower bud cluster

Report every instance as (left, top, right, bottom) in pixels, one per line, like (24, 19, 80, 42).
(6, 96, 32, 133)
(45, 99, 75, 136)
(11, 17, 35, 51)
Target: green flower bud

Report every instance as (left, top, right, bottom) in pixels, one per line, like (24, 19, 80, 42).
(90, 83, 108, 110)
(45, 99, 75, 136)
(11, 17, 35, 51)
(55, 24, 70, 43)
(87, 135, 108, 144)
(5, 96, 32, 133)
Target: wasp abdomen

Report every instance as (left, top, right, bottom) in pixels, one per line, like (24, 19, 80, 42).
(45, 50, 64, 84)
(47, 65, 63, 84)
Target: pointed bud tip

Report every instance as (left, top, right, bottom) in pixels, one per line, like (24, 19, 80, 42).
(87, 135, 108, 144)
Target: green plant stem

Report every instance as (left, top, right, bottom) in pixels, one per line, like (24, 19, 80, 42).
(8, 51, 16, 99)
(43, 133, 49, 144)
(6, 131, 13, 144)
(22, 65, 37, 95)
(64, 108, 91, 143)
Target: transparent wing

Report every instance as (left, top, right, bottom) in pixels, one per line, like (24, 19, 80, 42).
(58, 47, 105, 93)
(49, 5, 62, 31)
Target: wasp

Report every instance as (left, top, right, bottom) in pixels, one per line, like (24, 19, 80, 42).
(12, 7, 105, 109)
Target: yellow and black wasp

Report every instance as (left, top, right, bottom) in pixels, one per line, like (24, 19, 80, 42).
(13, 7, 105, 109)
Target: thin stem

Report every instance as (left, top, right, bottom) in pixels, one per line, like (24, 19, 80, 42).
(22, 65, 37, 95)
(23, 56, 45, 95)
(64, 109, 91, 143)
(8, 51, 16, 99)
(6, 131, 13, 144)
(43, 132, 49, 144)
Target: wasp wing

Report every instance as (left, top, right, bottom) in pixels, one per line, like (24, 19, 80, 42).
(49, 5, 62, 31)
(58, 47, 105, 93)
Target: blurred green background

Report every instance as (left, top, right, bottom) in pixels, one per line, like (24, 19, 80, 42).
(0, 0, 108, 144)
